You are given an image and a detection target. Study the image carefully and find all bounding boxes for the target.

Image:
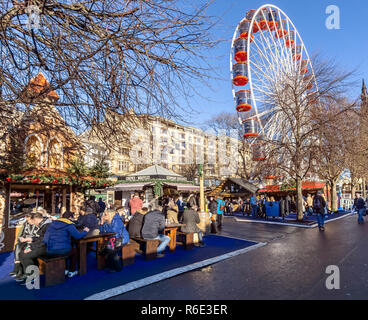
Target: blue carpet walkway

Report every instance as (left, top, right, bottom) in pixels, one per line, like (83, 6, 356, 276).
(228, 210, 353, 227)
(0, 235, 260, 300)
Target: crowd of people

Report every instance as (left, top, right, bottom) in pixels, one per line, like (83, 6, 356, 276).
(213, 192, 330, 230)
(10, 190, 365, 286)
(8, 192, 210, 285)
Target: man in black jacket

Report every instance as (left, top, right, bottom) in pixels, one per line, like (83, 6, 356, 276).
(128, 207, 148, 238)
(208, 197, 218, 234)
(141, 206, 170, 258)
(16, 212, 52, 283)
(313, 191, 327, 231)
(355, 193, 366, 225)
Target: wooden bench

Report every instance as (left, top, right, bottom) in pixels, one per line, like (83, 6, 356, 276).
(37, 255, 67, 287)
(131, 238, 160, 260)
(121, 242, 137, 266)
(176, 231, 194, 250)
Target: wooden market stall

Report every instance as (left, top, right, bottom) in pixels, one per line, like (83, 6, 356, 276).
(0, 73, 110, 253)
(207, 178, 258, 199)
(106, 165, 200, 207)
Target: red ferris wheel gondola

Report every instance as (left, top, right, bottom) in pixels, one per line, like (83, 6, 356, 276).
(252, 142, 266, 161)
(239, 20, 254, 42)
(243, 118, 259, 139)
(285, 30, 295, 48)
(234, 37, 249, 63)
(246, 9, 260, 33)
(235, 90, 252, 113)
(232, 63, 249, 86)
(292, 45, 302, 61)
(275, 19, 288, 38)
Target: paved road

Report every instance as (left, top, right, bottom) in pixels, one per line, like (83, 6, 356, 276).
(110, 214, 368, 300)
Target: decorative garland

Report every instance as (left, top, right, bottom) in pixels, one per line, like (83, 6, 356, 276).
(4, 174, 113, 189)
(114, 179, 197, 197)
(281, 181, 297, 190)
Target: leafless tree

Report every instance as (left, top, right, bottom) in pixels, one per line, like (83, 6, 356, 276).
(313, 97, 357, 211)
(204, 112, 254, 180)
(0, 0, 217, 157)
(252, 56, 357, 220)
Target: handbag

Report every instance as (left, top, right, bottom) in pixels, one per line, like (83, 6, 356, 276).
(211, 214, 217, 222)
(98, 237, 122, 256)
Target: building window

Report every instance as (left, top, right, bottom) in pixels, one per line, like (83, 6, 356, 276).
(119, 147, 129, 156)
(118, 161, 129, 172)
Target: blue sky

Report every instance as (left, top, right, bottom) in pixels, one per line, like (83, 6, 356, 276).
(185, 0, 368, 127)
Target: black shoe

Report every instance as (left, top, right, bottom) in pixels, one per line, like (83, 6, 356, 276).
(320, 227, 325, 231)
(15, 274, 26, 282)
(157, 253, 165, 258)
(199, 243, 206, 248)
(9, 264, 21, 277)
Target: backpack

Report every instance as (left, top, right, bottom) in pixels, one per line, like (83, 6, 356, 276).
(313, 196, 322, 209)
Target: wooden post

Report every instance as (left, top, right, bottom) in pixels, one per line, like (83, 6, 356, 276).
(69, 185, 73, 212)
(198, 164, 205, 212)
(51, 190, 55, 215)
(61, 188, 67, 215)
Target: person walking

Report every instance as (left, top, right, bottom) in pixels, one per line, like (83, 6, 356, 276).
(216, 197, 225, 230)
(208, 196, 218, 234)
(313, 191, 327, 231)
(176, 195, 186, 223)
(353, 193, 359, 213)
(250, 194, 258, 218)
(306, 194, 313, 216)
(129, 192, 143, 215)
(355, 193, 366, 224)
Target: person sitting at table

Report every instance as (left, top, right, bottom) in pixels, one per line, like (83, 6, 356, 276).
(116, 206, 130, 224)
(141, 205, 170, 258)
(76, 206, 99, 236)
(9, 213, 37, 278)
(167, 197, 179, 224)
(127, 207, 148, 239)
(181, 204, 206, 247)
(15, 212, 52, 283)
(43, 216, 89, 278)
(99, 209, 129, 272)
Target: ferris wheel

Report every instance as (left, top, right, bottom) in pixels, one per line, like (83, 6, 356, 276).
(230, 4, 318, 166)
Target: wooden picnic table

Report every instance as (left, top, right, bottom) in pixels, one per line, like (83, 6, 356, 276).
(164, 224, 185, 252)
(77, 232, 115, 276)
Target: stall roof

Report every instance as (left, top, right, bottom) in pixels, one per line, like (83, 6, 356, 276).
(258, 181, 327, 194)
(106, 182, 154, 191)
(127, 165, 184, 179)
(163, 182, 200, 192)
(208, 178, 258, 197)
(228, 178, 259, 194)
